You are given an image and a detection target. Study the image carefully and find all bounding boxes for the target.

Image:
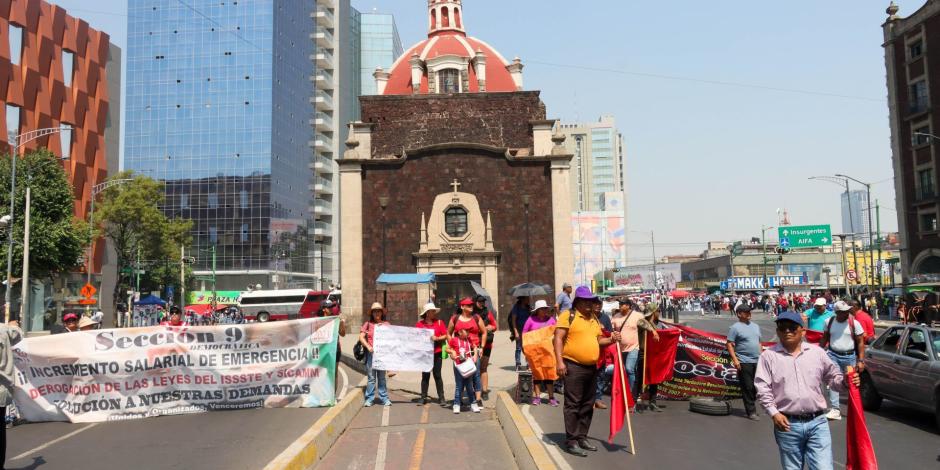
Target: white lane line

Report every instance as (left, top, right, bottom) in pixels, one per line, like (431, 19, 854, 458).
(338, 366, 350, 401)
(11, 423, 100, 461)
(521, 404, 574, 470)
(374, 405, 391, 470)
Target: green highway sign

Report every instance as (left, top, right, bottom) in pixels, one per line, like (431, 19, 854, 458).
(778, 225, 832, 249)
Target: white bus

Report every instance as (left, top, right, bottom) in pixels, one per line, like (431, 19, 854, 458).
(237, 289, 336, 322)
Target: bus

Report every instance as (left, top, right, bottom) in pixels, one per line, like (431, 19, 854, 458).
(237, 289, 337, 322)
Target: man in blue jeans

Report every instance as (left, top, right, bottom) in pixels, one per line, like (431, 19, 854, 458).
(755, 311, 860, 470)
(507, 297, 531, 371)
(820, 300, 866, 420)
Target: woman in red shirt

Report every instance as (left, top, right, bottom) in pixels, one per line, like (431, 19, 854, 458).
(448, 298, 487, 408)
(415, 302, 448, 405)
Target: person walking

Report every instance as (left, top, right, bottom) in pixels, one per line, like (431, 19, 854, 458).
(848, 300, 876, 345)
(555, 282, 573, 313)
(755, 311, 860, 470)
(803, 298, 834, 332)
(522, 300, 557, 406)
(553, 286, 621, 457)
(415, 302, 447, 405)
(820, 300, 865, 421)
(726, 304, 762, 420)
(0, 319, 21, 469)
(473, 295, 498, 401)
(359, 303, 392, 407)
(448, 298, 487, 408)
(507, 296, 531, 371)
(447, 325, 481, 414)
(611, 299, 659, 401)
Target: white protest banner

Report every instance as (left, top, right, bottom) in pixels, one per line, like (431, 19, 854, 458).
(13, 318, 339, 423)
(372, 325, 433, 372)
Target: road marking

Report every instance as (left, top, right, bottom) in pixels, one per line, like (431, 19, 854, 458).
(338, 366, 349, 400)
(11, 423, 99, 461)
(521, 404, 574, 470)
(374, 404, 391, 470)
(407, 405, 430, 470)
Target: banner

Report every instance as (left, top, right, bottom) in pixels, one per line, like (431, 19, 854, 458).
(186, 291, 241, 305)
(13, 318, 338, 423)
(655, 324, 774, 400)
(522, 326, 558, 381)
(372, 325, 433, 372)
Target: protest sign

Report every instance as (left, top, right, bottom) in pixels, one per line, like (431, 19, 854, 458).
(521, 326, 557, 381)
(372, 325, 433, 372)
(13, 318, 338, 423)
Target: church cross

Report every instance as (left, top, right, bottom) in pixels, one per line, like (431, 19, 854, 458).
(450, 179, 461, 193)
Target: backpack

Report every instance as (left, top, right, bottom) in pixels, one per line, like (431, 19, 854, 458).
(822, 315, 860, 354)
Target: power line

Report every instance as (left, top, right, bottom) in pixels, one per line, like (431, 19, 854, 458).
(526, 59, 883, 103)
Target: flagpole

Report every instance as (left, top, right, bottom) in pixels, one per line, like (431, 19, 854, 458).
(615, 348, 636, 455)
(641, 331, 649, 405)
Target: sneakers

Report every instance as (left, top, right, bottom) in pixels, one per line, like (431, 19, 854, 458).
(471, 403, 482, 413)
(453, 404, 461, 414)
(648, 402, 664, 413)
(531, 397, 540, 406)
(826, 409, 842, 420)
(382, 400, 392, 407)
(549, 398, 559, 407)
(747, 413, 761, 421)
(364, 401, 374, 408)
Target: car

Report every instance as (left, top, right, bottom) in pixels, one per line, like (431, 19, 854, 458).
(860, 324, 940, 429)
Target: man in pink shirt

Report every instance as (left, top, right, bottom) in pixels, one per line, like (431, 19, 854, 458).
(755, 311, 860, 470)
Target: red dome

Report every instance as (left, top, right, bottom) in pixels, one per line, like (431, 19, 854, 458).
(377, 1, 523, 95)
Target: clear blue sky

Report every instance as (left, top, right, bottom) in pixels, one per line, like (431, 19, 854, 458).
(52, 0, 911, 261)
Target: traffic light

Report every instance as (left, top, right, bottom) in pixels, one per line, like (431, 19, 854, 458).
(774, 246, 791, 255)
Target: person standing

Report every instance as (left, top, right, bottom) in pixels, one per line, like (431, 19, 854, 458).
(803, 298, 834, 332)
(820, 301, 865, 420)
(555, 283, 573, 313)
(473, 295, 498, 400)
(507, 297, 531, 371)
(359, 303, 392, 407)
(635, 303, 666, 413)
(522, 300, 558, 406)
(848, 300, 876, 344)
(51, 312, 79, 334)
(449, 298, 487, 408)
(316, 301, 345, 392)
(755, 311, 859, 470)
(726, 304, 762, 420)
(0, 320, 21, 469)
(447, 325, 481, 414)
(611, 300, 659, 400)
(553, 286, 621, 457)
(415, 302, 447, 405)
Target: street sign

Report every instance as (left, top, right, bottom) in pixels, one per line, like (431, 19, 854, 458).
(731, 241, 744, 256)
(778, 225, 832, 249)
(846, 269, 858, 282)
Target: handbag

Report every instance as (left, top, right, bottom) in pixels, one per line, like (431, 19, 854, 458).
(353, 341, 366, 362)
(456, 358, 477, 378)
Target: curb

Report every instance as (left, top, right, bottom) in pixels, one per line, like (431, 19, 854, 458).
(495, 391, 557, 470)
(262, 387, 364, 470)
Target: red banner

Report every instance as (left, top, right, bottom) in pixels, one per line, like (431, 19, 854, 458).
(654, 324, 775, 400)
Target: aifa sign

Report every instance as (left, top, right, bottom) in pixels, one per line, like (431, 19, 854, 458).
(728, 276, 809, 290)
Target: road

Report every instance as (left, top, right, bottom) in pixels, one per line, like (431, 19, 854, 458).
(524, 311, 939, 470)
(4, 364, 363, 470)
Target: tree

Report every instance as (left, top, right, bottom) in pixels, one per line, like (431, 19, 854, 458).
(92, 172, 193, 308)
(0, 149, 89, 280)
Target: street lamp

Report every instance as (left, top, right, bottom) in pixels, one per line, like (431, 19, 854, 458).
(809, 175, 861, 299)
(761, 225, 776, 289)
(378, 196, 389, 306)
(88, 178, 133, 286)
(4, 126, 72, 323)
(835, 173, 877, 301)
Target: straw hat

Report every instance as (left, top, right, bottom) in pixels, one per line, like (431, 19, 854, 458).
(420, 302, 439, 318)
(78, 317, 99, 329)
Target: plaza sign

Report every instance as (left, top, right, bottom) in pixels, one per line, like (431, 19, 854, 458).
(778, 225, 832, 249)
(727, 276, 809, 290)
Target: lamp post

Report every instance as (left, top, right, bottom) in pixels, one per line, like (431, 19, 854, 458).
(809, 176, 860, 299)
(522, 195, 531, 282)
(761, 225, 776, 290)
(88, 178, 132, 286)
(4, 126, 72, 323)
(378, 196, 389, 306)
(835, 174, 876, 297)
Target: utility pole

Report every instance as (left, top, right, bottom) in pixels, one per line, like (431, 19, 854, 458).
(19, 187, 29, 326)
(842, 181, 860, 300)
(835, 234, 849, 297)
(876, 200, 883, 290)
(211, 245, 217, 314)
(179, 244, 185, 309)
(135, 245, 141, 294)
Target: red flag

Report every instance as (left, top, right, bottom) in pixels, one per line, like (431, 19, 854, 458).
(608, 343, 635, 443)
(846, 370, 878, 469)
(644, 329, 680, 385)
(804, 329, 823, 344)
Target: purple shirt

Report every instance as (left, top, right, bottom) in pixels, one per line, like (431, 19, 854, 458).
(522, 316, 556, 334)
(755, 342, 846, 417)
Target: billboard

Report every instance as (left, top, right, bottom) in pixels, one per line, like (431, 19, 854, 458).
(613, 263, 681, 291)
(573, 211, 625, 283)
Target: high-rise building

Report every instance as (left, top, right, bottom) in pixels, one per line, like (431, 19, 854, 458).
(841, 189, 871, 244)
(0, 0, 121, 330)
(883, 2, 940, 281)
(359, 12, 403, 96)
(558, 116, 626, 212)
(126, 0, 318, 289)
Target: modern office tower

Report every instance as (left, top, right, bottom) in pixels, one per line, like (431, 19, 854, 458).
(558, 116, 626, 212)
(358, 11, 403, 96)
(841, 189, 871, 244)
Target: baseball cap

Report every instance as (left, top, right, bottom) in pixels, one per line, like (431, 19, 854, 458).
(775, 311, 804, 328)
(834, 300, 852, 312)
(63, 313, 79, 322)
(813, 298, 827, 307)
(459, 297, 474, 306)
(370, 302, 384, 311)
(562, 282, 572, 289)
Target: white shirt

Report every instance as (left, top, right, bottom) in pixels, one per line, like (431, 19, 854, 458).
(828, 317, 864, 352)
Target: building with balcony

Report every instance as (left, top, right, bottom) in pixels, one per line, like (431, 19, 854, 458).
(0, 0, 121, 330)
(884, 1, 940, 282)
(125, 0, 316, 290)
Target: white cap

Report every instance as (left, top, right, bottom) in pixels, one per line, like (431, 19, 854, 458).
(814, 298, 827, 307)
(834, 300, 852, 312)
(531, 299, 550, 312)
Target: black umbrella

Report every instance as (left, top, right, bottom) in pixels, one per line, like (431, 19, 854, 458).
(508, 282, 553, 298)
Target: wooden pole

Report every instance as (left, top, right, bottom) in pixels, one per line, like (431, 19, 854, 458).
(615, 347, 636, 455)
(641, 331, 649, 402)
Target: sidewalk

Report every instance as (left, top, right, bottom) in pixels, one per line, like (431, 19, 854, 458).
(339, 331, 521, 404)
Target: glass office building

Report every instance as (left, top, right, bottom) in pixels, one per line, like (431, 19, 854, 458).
(359, 12, 403, 96)
(125, 0, 315, 285)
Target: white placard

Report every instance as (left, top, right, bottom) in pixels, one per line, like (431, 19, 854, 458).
(372, 325, 433, 372)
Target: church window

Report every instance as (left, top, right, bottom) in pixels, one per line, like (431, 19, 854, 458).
(439, 68, 460, 93)
(445, 207, 468, 237)
(442, 7, 450, 27)
(455, 8, 461, 28)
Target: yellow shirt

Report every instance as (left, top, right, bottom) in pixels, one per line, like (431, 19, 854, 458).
(556, 310, 602, 365)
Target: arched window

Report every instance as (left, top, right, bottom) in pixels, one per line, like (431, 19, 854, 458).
(442, 6, 450, 27)
(445, 207, 468, 237)
(455, 8, 461, 28)
(430, 9, 437, 30)
(438, 68, 460, 93)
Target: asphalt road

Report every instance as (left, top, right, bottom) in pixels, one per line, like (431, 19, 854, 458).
(524, 311, 939, 470)
(5, 364, 364, 470)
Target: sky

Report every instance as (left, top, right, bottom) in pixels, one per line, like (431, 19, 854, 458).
(50, 0, 913, 262)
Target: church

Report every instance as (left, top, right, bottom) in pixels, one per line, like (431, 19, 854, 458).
(339, 0, 575, 325)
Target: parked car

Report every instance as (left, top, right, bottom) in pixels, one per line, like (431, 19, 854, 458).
(860, 324, 940, 429)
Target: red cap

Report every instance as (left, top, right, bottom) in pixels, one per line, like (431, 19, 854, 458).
(63, 313, 79, 322)
(459, 297, 474, 306)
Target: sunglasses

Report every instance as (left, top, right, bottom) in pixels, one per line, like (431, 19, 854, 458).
(776, 324, 801, 333)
